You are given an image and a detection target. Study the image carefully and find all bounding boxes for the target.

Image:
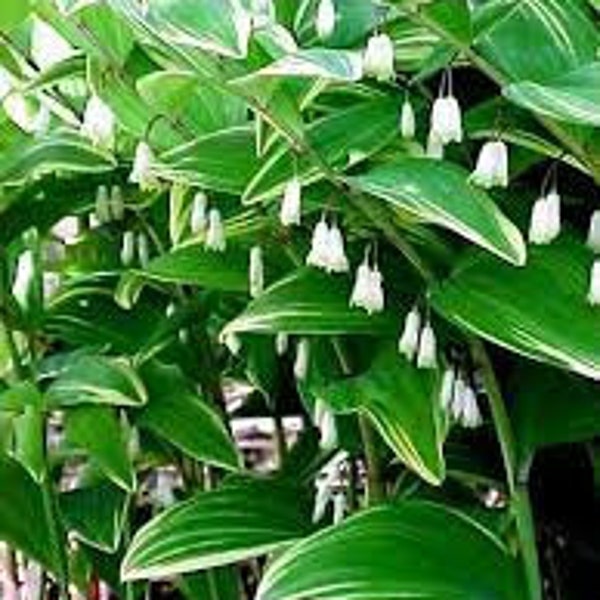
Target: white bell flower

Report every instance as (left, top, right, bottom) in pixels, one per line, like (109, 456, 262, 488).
(129, 141, 159, 190)
(306, 217, 331, 269)
(280, 177, 302, 226)
(81, 95, 116, 149)
(294, 338, 310, 381)
(587, 210, 600, 253)
(398, 307, 421, 360)
(440, 367, 456, 410)
(416, 322, 437, 369)
(426, 129, 444, 160)
(275, 332, 289, 356)
(191, 191, 208, 234)
(363, 33, 395, 82)
(120, 231, 135, 266)
(430, 94, 462, 145)
(470, 140, 509, 189)
(325, 223, 349, 273)
(249, 245, 264, 298)
(400, 99, 416, 139)
(205, 208, 226, 252)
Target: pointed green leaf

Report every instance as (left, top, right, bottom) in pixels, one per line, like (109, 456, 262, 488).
(350, 158, 526, 265)
(121, 478, 312, 581)
(432, 239, 600, 380)
(257, 502, 526, 600)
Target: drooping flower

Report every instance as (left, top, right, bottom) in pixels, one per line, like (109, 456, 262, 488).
(129, 141, 158, 191)
(439, 367, 456, 410)
(430, 94, 463, 145)
(461, 385, 482, 428)
(205, 208, 226, 252)
(363, 33, 395, 82)
(313, 451, 347, 523)
(398, 306, 421, 360)
(110, 185, 124, 221)
(450, 376, 467, 421)
(81, 94, 116, 149)
(528, 191, 561, 245)
(316, 0, 336, 40)
(416, 322, 437, 369)
(280, 177, 302, 226)
(326, 223, 349, 273)
(400, 99, 416, 139)
(154, 468, 176, 508)
(137, 232, 150, 268)
(306, 216, 331, 269)
(470, 140, 509, 189)
(191, 191, 208, 234)
(315, 399, 337, 449)
(120, 231, 135, 266)
(249, 245, 264, 298)
(587, 210, 600, 253)
(294, 337, 310, 381)
(426, 129, 444, 160)
(588, 260, 600, 306)
(275, 332, 289, 356)
(350, 251, 385, 315)
(333, 491, 348, 524)
(95, 185, 111, 224)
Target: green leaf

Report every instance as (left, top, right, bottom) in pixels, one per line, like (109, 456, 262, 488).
(61, 481, 130, 553)
(350, 158, 526, 266)
(121, 477, 312, 581)
(243, 97, 398, 204)
(13, 405, 45, 482)
(46, 355, 148, 408)
(179, 567, 240, 600)
(257, 502, 526, 600)
(0, 0, 31, 31)
(474, 0, 597, 83)
(431, 239, 600, 381)
(0, 132, 116, 185)
(255, 49, 364, 81)
(158, 126, 261, 194)
(144, 0, 251, 59)
(65, 406, 136, 491)
(316, 343, 445, 485)
(0, 454, 58, 572)
(223, 269, 396, 337)
(137, 362, 240, 472)
(139, 243, 248, 292)
(0, 381, 42, 413)
(509, 363, 600, 465)
(504, 63, 600, 127)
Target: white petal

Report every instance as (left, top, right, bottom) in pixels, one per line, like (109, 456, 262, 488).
(416, 322, 437, 369)
(440, 367, 455, 410)
(588, 260, 600, 306)
(366, 266, 385, 314)
(315, 399, 337, 449)
(333, 492, 347, 524)
(426, 129, 444, 160)
(544, 190, 561, 242)
(470, 140, 509, 189)
(316, 0, 336, 40)
(205, 208, 226, 252)
(350, 262, 372, 310)
(129, 141, 159, 191)
(398, 307, 421, 360)
(461, 385, 482, 428)
(120, 231, 135, 266)
(280, 177, 302, 226)
(249, 245, 264, 298)
(110, 185, 124, 221)
(451, 376, 467, 421)
(363, 33, 395, 82)
(81, 95, 115, 149)
(528, 197, 550, 245)
(275, 332, 289, 356)
(431, 96, 462, 145)
(306, 218, 331, 269)
(587, 210, 600, 253)
(137, 232, 150, 268)
(400, 99, 416, 139)
(191, 191, 208, 234)
(325, 224, 349, 273)
(294, 338, 310, 380)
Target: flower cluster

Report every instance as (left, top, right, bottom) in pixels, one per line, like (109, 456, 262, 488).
(440, 367, 482, 429)
(120, 231, 150, 268)
(306, 216, 349, 273)
(398, 306, 437, 369)
(349, 248, 384, 315)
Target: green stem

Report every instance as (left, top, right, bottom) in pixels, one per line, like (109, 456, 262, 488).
(471, 340, 541, 600)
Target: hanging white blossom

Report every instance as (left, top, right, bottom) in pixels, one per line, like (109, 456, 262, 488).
(249, 245, 264, 298)
(306, 217, 331, 269)
(326, 223, 350, 273)
(587, 210, 600, 253)
(315, 399, 337, 449)
(416, 322, 437, 369)
(191, 191, 208, 234)
(400, 98, 416, 139)
(137, 232, 150, 268)
(110, 185, 124, 221)
(363, 33, 395, 82)
(120, 231, 135, 266)
(154, 468, 176, 508)
(294, 338, 310, 381)
(430, 94, 462, 145)
(81, 95, 116, 149)
(588, 260, 600, 305)
(316, 0, 336, 40)
(439, 367, 456, 410)
(461, 385, 482, 428)
(129, 141, 158, 190)
(349, 252, 384, 315)
(275, 332, 289, 356)
(528, 192, 561, 245)
(332, 492, 348, 524)
(95, 185, 111, 224)
(280, 177, 302, 226)
(470, 140, 509, 189)
(205, 208, 226, 252)
(398, 306, 421, 360)
(426, 129, 444, 160)
(544, 189, 561, 242)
